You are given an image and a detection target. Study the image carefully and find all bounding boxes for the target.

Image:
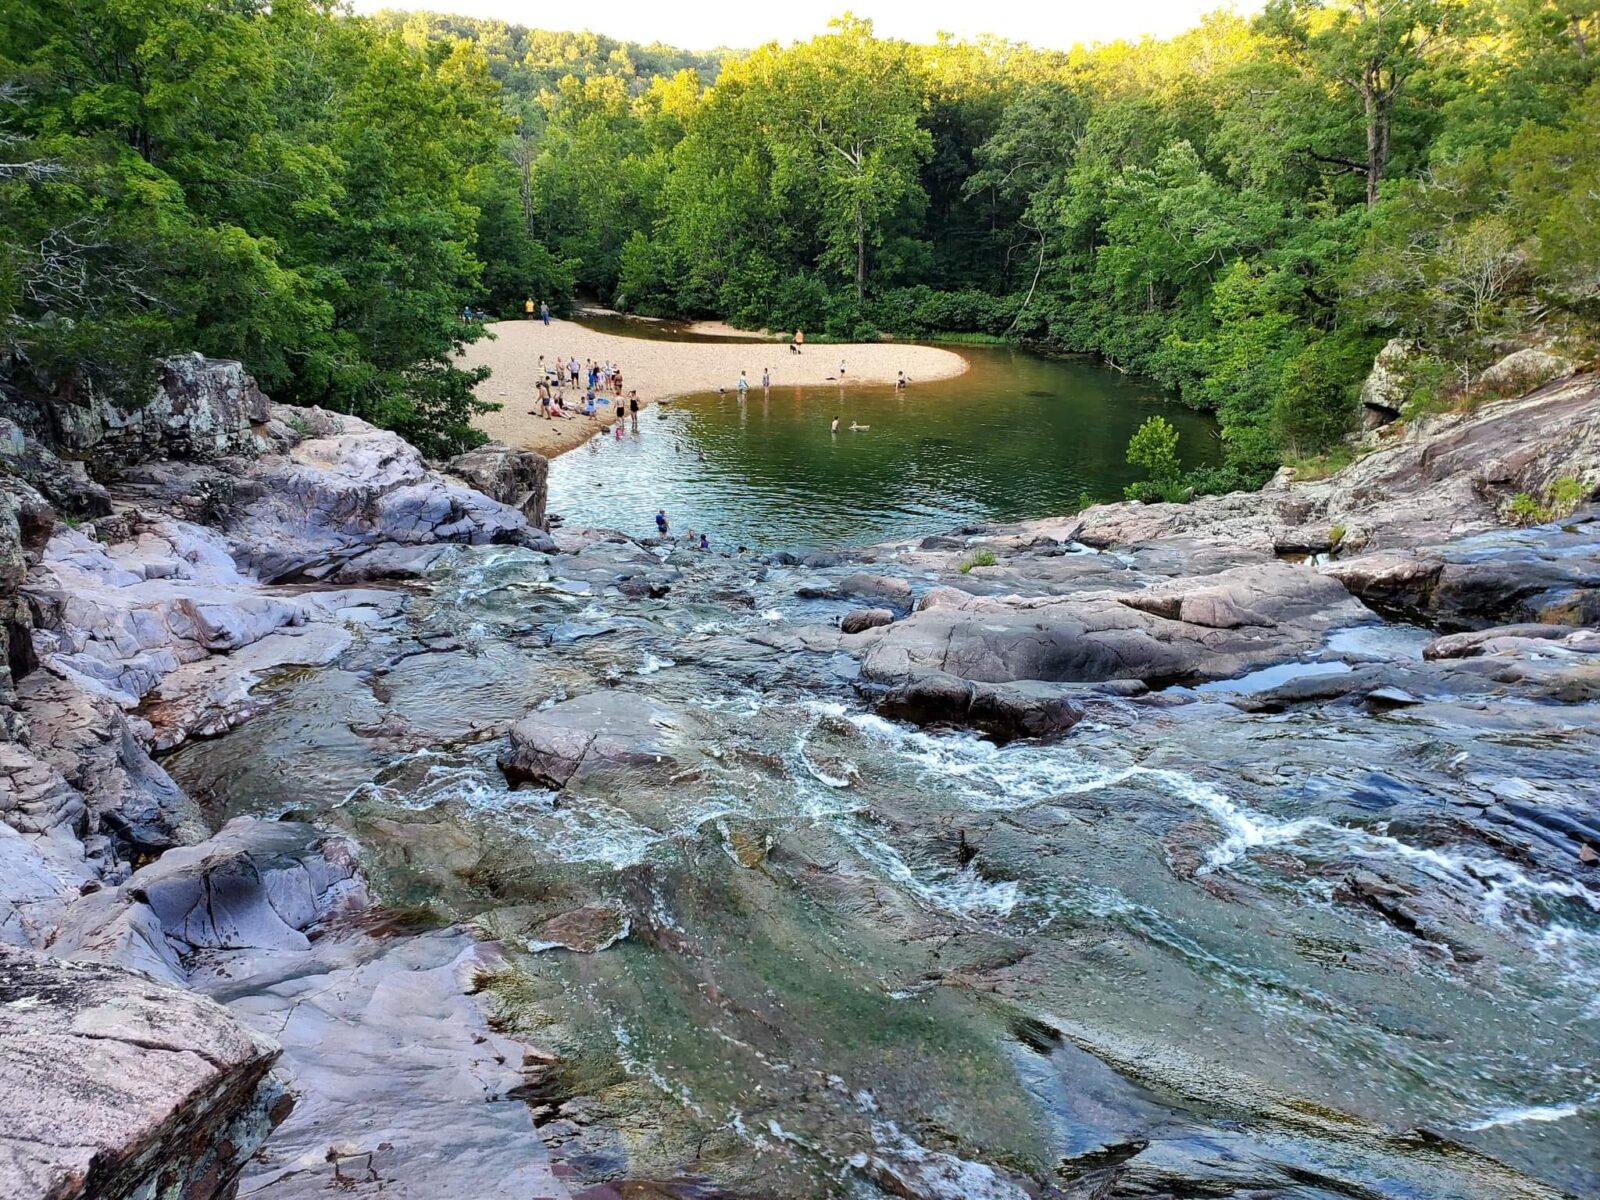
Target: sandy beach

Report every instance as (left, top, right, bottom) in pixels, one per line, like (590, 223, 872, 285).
(460, 317, 971, 458)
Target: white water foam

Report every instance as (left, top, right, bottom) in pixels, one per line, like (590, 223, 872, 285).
(1462, 1094, 1598, 1131)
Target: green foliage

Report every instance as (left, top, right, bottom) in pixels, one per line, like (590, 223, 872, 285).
(1126, 415, 1182, 486)
(959, 548, 998, 572)
(5, 0, 1597, 467)
(1510, 476, 1591, 525)
(1548, 477, 1587, 518)
(1507, 491, 1547, 525)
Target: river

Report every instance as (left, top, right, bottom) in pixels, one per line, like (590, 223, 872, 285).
(547, 340, 1221, 550)
(157, 338, 1598, 1199)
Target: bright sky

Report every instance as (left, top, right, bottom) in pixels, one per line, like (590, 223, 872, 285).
(352, 0, 1255, 52)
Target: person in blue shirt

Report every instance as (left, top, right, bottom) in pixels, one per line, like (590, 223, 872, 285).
(655, 510, 669, 536)
(539, 300, 550, 325)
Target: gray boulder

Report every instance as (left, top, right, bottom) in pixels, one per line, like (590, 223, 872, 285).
(857, 561, 1358, 689)
(876, 673, 1088, 743)
(45, 354, 271, 463)
(445, 441, 548, 528)
(0, 942, 290, 1200)
(500, 691, 682, 790)
(839, 571, 915, 610)
(53, 817, 367, 979)
(1478, 348, 1572, 395)
(1360, 337, 1413, 428)
(201, 929, 567, 1199)
(841, 607, 895, 634)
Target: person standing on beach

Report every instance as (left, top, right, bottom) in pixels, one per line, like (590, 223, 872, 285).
(838, 358, 846, 379)
(540, 299, 550, 325)
(791, 329, 804, 354)
(524, 298, 534, 319)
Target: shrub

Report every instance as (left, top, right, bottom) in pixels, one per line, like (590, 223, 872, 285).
(1125, 415, 1182, 500)
(1507, 492, 1547, 525)
(958, 548, 998, 573)
(1547, 477, 1587, 519)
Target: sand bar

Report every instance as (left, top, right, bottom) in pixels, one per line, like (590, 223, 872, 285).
(460, 317, 970, 458)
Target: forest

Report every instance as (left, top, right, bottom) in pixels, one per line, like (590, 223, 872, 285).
(2, 0, 1597, 481)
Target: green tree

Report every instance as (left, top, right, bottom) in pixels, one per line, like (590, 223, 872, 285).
(1127, 415, 1182, 481)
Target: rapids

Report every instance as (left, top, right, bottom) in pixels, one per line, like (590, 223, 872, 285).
(162, 538, 1600, 1198)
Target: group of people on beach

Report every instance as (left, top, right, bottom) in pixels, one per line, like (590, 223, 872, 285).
(530, 353, 640, 439)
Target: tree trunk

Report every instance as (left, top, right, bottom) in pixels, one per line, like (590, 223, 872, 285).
(518, 137, 534, 233)
(1363, 81, 1380, 207)
(854, 201, 866, 302)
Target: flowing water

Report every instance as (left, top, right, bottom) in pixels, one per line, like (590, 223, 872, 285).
(164, 535, 1600, 1199)
(548, 342, 1221, 551)
(154, 331, 1600, 1198)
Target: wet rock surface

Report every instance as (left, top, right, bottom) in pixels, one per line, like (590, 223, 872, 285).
(6, 365, 1600, 1200)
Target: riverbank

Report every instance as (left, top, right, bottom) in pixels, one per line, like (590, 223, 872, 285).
(459, 316, 970, 458)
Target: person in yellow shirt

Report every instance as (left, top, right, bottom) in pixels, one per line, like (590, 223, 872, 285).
(524, 297, 535, 319)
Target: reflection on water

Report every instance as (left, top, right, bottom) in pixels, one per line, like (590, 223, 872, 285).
(549, 344, 1220, 551)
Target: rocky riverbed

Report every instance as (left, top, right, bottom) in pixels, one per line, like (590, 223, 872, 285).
(2, 358, 1598, 1199)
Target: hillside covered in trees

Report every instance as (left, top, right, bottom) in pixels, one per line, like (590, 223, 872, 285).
(2, 0, 1597, 478)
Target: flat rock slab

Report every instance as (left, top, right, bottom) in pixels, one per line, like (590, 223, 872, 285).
(196, 927, 569, 1200)
(0, 943, 287, 1200)
(501, 691, 683, 790)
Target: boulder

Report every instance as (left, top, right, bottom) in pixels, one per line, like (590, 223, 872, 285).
(444, 441, 548, 528)
(1423, 623, 1586, 660)
(54, 817, 366, 975)
(44, 354, 271, 463)
(0, 942, 290, 1200)
(527, 905, 628, 952)
(1325, 522, 1600, 630)
(838, 572, 915, 610)
(876, 673, 1088, 743)
(858, 561, 1359, 689)
(1360, 337, 1413, 428)
(500, 691, 682, 790)
(0, 419, 110, 518)
(1478, 348, 1573, 395)
(841, 607, 895, 634)
(20, 673, 202, 855)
